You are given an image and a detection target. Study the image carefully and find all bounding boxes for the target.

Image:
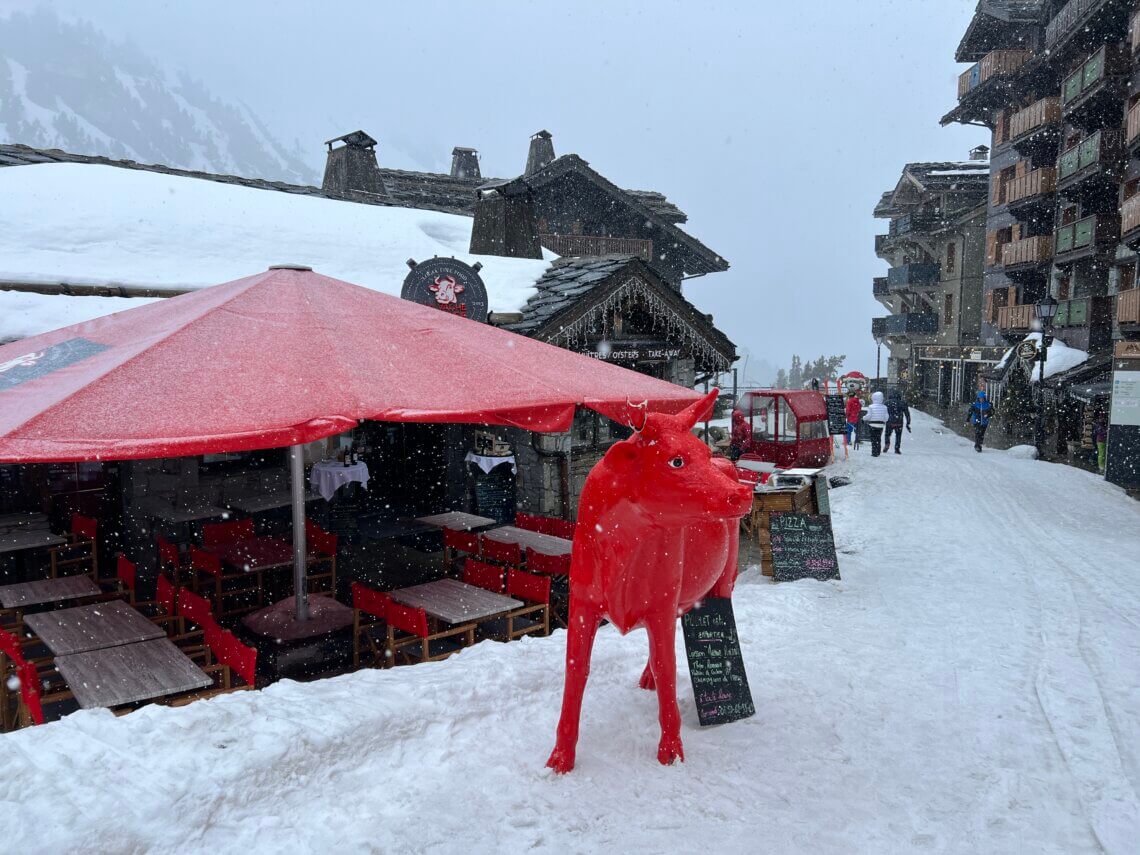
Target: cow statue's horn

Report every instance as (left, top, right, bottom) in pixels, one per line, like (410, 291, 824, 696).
(677, 389, 719, 429)
(625, 398, 649, 433)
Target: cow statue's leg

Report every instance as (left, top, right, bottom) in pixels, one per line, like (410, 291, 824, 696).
(546, 598, 602, 773)
(638, 661, 655, 690)
(644, 610, 684, 765)
(708, 518, 740, 600)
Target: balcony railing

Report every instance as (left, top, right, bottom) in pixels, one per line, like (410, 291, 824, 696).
(997, 304, 1035, 331)
(887, 262, 941, 290)
(1054, 297, 1091, 327)
(1128, 101, 1140, 147)
(1122, 194, 1140, 236)
(1006, 168, 1056, 205)
(875, 234, 888, 254)
(1056, 128, 1124, 183)
(539, 234, 653, 262)
(1132, 10, 1140, 54)
(1055, 214, 1119, 257)
(1117, 287, 1140, 324)
(888, 213, 938, 237)
(957, 50, 1031, 100)
(1061, 44, 1126, 109)
(873, 277, 889, 297)
(879, 313, 939, 336)
(871, 317, 886, 339)
(1009, 97, 1062, 142)
(1001, 234, 1053, 267)
(1047, 0, 1113, 49)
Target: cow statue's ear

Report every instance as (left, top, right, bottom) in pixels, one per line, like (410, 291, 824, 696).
(676, 389, 719, 429)
(606, 437, 641, 470)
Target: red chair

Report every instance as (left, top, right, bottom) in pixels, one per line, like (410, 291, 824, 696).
(177, 588, 214, 630)
(156, 535, 187, 589)
(479, 536, 521, 569)
(304, 521, 338, 594)
(164, 623, 257, 706)
(201, 519, 254, 550)
(190, 544, 259, 617)
(463, 559, 505, 594)
(442, 528, 479, 571)
(115, 554, 139, 602)
(351, 582, 391, 669)
(514, 512, 545, 533)
(50, 513, 98, 579)
(386, 602, 475, 665)
(505, 570, 552, 639)
(544, 518, 576, 540)
(525, 549, 571, 577)
(0, 629, 69, 730)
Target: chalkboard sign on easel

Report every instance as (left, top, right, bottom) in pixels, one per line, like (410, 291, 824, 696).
(681, 597, 755, 727)
(825, 394, 847, 435)
(769, 512, 840, 582)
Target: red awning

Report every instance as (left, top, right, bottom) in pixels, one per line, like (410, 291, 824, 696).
(0, 267, 701, 463)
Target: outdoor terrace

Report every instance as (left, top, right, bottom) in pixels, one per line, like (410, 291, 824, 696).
(1059, 44, 1129, 130)
(1009, 97, 1063, 161)
(1055, 129, 1126, 204)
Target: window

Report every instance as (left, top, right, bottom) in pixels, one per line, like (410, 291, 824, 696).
(1119, 264, 1136, 293)
(748, 395, 777, 443)
(944, 293, 954, 326)
(778, 408, 798, 443)
(801, 421, 829, 440)
(1057, 273, 1071, 301)
(945, 240, 956, 275)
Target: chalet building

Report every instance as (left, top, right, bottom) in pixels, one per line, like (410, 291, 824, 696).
(0, 130, 735, 524)
(939, 0, 1140, 479)
(872, 153, 1002, 406)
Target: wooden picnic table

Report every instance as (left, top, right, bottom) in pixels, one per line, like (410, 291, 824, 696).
(0, 576, 101, 610)
(0, 529, 67, 555)
(389, 578, 521, 625)
(482, 525, 572, 557)
(54, 638, 212, 709)
(415, 512, 496, 532)
(24, 600, 165, 656)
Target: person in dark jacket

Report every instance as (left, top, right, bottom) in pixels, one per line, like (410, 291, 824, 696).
(967, 390, 993, 452)
(883, 388, 911, 454)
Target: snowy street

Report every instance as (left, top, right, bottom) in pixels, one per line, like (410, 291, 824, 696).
(3, 409, 1139, 853)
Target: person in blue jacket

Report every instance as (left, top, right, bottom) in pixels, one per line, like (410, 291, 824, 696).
(967, 390, 993, 452)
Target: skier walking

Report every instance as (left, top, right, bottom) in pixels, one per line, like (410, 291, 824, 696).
(883, 388, 911, 454)
(967, 390, 993, 452)
(863, 390, 889, 457)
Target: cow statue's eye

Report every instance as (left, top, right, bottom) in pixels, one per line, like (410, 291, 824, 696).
(669, 456, 685, 468)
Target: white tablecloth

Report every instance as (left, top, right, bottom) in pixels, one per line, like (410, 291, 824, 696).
(464, 452, 517, 475)
(310, 461, 370, 501)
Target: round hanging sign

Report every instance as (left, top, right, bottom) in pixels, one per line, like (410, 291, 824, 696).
(401, 257, 488, 323)
(1016, 339, 1038, 361)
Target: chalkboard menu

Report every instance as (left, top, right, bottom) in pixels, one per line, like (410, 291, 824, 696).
(825, 395, 847, 435)
(681, 597, 755, 727)
(769, 512, 840, 582)
(813, 474, 831, 516)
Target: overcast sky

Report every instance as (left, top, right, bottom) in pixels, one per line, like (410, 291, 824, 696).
(19, 0, 985, 381)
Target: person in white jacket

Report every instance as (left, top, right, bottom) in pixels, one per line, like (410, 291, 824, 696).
(863, 390, 890, 457)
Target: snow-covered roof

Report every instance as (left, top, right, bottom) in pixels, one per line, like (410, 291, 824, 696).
(994, 332, 1091, 382)
(0, 162, 554, 339)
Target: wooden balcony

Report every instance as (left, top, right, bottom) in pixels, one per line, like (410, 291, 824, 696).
(1000, 235, 1053, 271)
(887, 262, 941, 291)
(1117, 287, 1140, 326)
(997, 304, 1035, 333)
(877, 313, 939, 338)
(1054, 296, 1111, 328)
(539, 234, 653, 262)
(1009, 97, 1063, 160)
(957, 50, 1030, 100)
(1055, 128, 1125, 203)
(1060, 44, 1128, 129)
(1006, 167, 1056, 208)
(873, 277, 890, 298)
(1047, 0, 1120, 51)
(888, 213, 939, 238)
(1122, 194, 1140, 246)
(1055, 213, 1120, 263)
(1132, 10, 1140, 55)
(1128, 100, 1140, 153)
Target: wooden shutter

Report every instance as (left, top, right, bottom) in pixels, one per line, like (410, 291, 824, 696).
(984, 289, 995, 323)
(985, 231, 999, 266)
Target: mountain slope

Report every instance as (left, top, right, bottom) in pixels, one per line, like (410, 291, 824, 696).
(0, 9, 315, 183)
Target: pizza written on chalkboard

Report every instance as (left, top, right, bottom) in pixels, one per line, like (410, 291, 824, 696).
(825, 394, 847, 435)
(681, 597, 755, 727)
(768, 512, 841, 582)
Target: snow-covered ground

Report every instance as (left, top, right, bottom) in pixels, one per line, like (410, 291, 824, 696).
(0, 163, 554, 340)
(3, 409, 1139, 853)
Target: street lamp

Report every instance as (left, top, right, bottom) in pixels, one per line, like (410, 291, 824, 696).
(1033, 295, 1058, 458)
(875, 336, 884, 384)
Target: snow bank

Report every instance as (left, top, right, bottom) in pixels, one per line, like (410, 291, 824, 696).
(3, 410, 1140, 853)
(0, 163, 554, 330)
(1006, 444, 1039, 459)
(0, 291, 160, 342)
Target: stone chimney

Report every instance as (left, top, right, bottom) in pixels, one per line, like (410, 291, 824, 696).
(524, 129, 555, 176)
(969, 144, 990, 161)
(451, 147, 481, 180)
(322, 130, 386, 196)
(469, 178, 543, 259)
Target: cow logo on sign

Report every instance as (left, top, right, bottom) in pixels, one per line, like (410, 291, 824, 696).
(402, 257, 488, 322)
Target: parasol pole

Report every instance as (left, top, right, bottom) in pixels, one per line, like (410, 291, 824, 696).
(289, 443, 309, 621)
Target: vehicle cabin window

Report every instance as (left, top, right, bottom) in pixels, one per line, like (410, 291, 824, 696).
(778, 407, 798, 443)
(748, 395, 777, 442)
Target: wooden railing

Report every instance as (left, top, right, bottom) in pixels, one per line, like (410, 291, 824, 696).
(1001, 234, 1053, 267)
(1062, 43, 1127, 108)
(1128, 101, 1140, 146)
(958, 50, 1031, 99)
(1132, 11, 1140, 54)
(997, 304, 1035, 331)
(1056, 213, 1119, 256)
(1006, 168, 1056, 205)
(1047, 0, 1112, 48)
(539, 234, 653, 262)
(1057, 128, 1124, 181)
(1118, 287, 1140, 324)
(1122, 194, 1140, 235)
(1010, 97, 1061, 141)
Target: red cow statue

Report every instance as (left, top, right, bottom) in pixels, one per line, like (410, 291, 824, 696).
(547, 390, 753, 773)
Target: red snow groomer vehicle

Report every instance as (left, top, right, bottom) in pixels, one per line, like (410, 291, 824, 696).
(731, 389, 831, 469)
